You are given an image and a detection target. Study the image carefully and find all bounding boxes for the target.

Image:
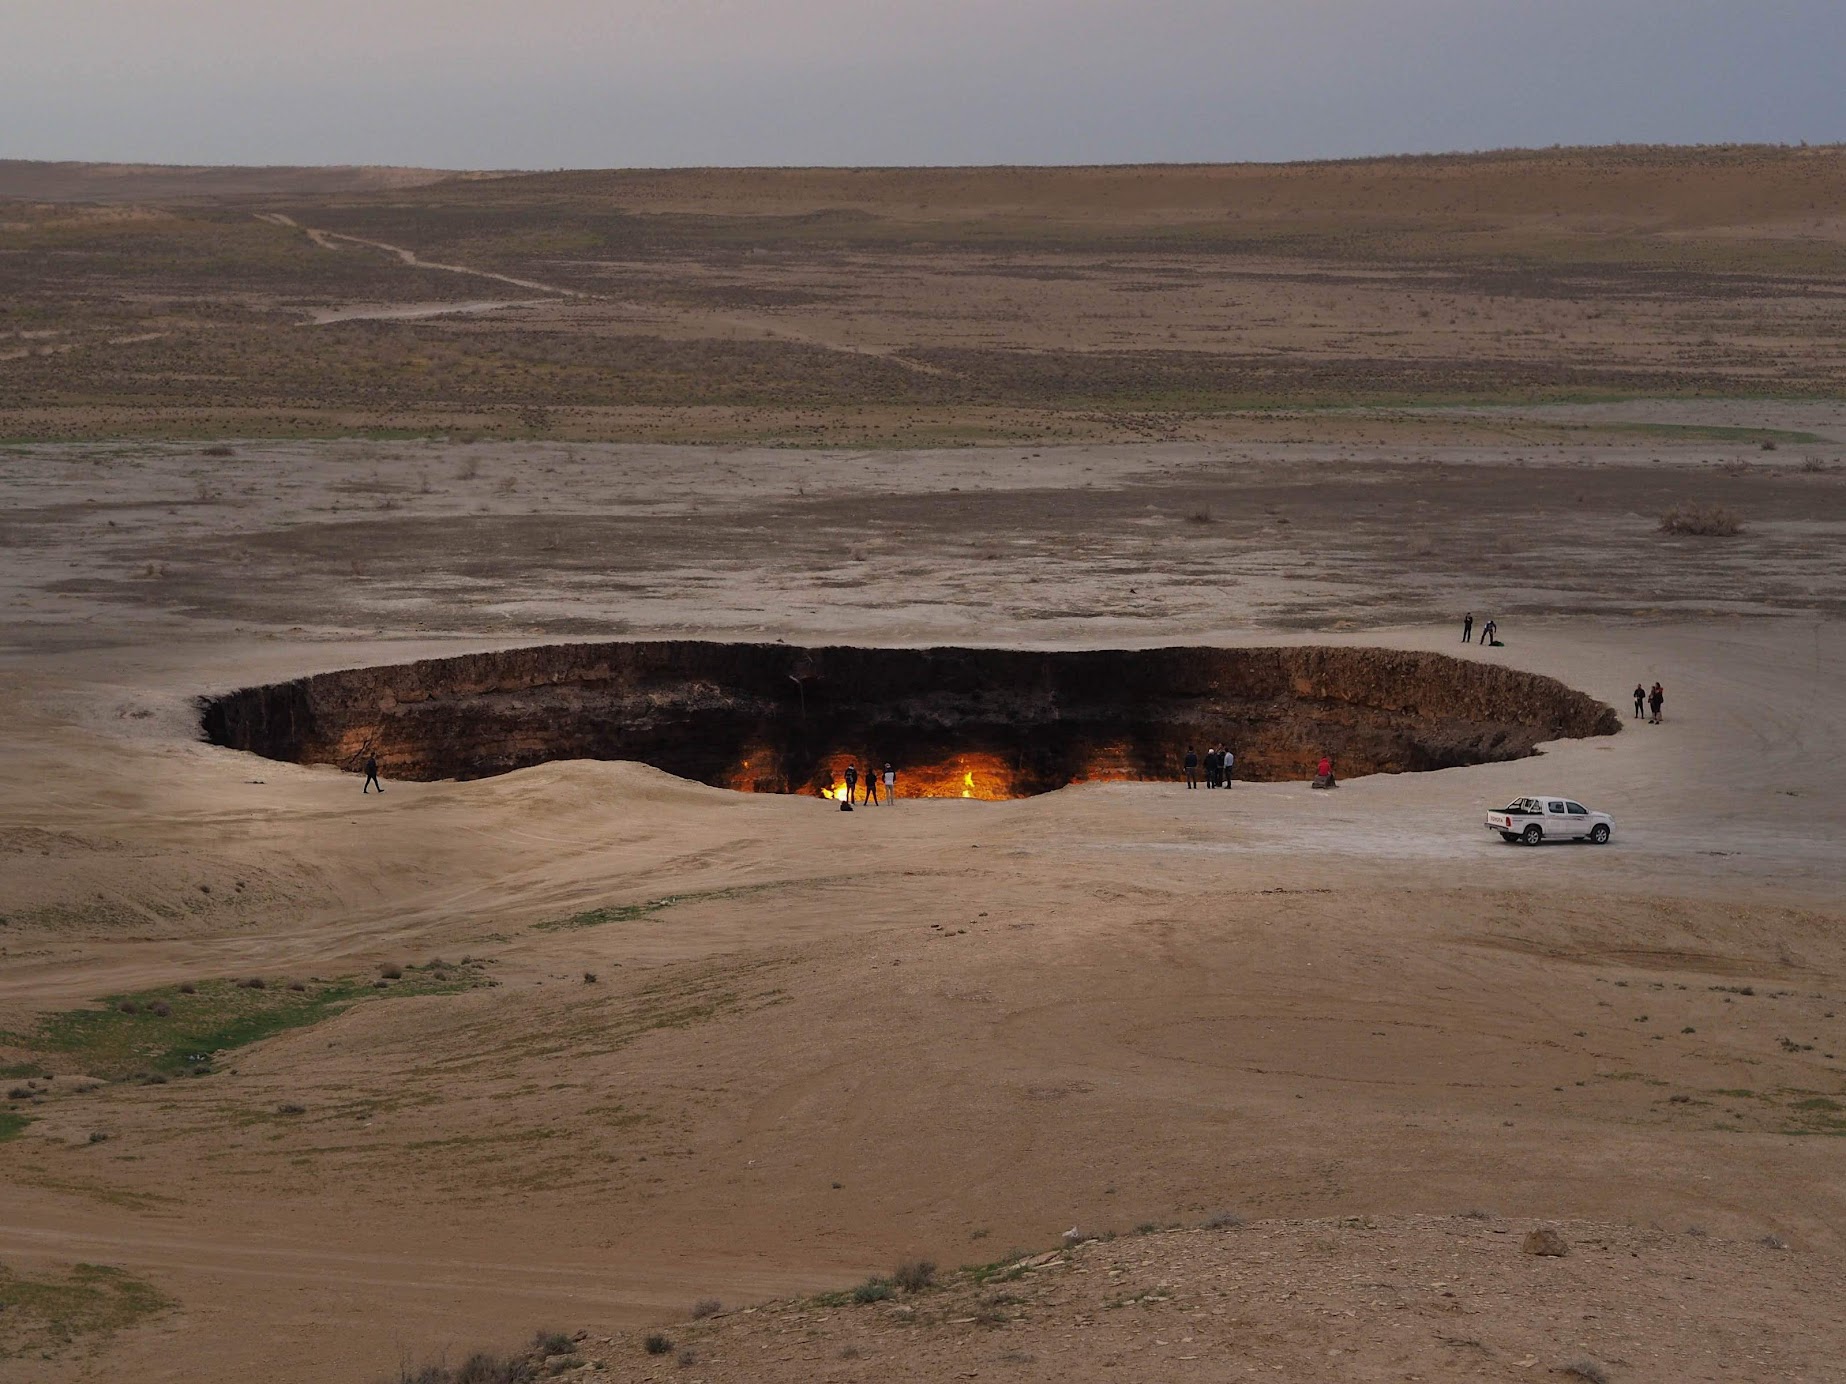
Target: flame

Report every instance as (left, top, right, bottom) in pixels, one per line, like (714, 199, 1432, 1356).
(819, 783, 840, 801)
(961, 770, 975, 798)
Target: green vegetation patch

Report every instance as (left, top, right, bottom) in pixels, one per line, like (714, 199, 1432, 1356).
(0, 963, 489, 1082)
(0, 1109, 32, 1141)
(0, 1261, 171, 1361)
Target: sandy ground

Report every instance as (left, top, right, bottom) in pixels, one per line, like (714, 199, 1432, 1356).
(1, 424, 1844, 1381)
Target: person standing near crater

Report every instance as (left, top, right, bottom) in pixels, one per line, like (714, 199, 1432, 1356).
(1633, 683, 1647, 719)
(1222, 746, 1235, 790)
(1183, 747, 1199, 789)
(844, 763, 859, 803)
(1649, 682, 1665, 724)
(1479, 618, 1497, 646)
(1462, 611, 1474, 643)
(861, 765, 879, 806)
(882, 762, 896, 803)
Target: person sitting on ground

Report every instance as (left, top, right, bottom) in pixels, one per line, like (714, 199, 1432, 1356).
(1313, 755, 1337, 789)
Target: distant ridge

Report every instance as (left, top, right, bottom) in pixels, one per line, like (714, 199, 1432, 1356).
(0, 160, 515, 204)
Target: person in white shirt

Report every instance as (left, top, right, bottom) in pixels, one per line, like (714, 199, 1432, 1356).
(1222, 747, 1234, 789)
(882, 763, 896, 803)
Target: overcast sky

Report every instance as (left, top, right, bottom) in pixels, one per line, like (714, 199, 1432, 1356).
(5, 0, 1843, 167)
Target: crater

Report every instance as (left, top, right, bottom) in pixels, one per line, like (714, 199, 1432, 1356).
(200, 641, 1618, 799)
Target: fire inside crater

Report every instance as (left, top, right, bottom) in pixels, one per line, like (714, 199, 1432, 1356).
(200, 641, 1619, 799)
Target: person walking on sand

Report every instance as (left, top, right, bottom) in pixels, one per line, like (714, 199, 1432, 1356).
(1633, 684, 1646, 719)
(882, 763, 896, 804)
(1649, 682, 1664, 724)
(362, 754, 383, 794)
(1479, 618, 1497, 646)
(1184, 747, 1199, 789)
(1462, 612, 1474, 644)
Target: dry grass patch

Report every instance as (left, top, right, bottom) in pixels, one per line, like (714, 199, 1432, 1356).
(1659, 502, 1744, 536)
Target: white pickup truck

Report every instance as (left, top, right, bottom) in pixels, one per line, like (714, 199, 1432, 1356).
(1485, 795, 1613, 846)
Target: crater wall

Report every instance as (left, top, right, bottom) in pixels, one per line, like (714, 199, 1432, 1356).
(199, 641, 1620, 797)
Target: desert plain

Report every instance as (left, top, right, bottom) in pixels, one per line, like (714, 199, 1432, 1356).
(2, 150, 1846, 1383)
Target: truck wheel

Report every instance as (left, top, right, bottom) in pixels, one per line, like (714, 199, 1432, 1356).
(1521, 824, 1543, 846)
(1590, 823, 1610, 844)
(1500, 832, 1519, 843)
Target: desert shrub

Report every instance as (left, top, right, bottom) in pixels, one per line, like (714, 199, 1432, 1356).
(240, 976, 267, 990)
(118, 1001, 138, 1014)
(201, 444, 236, 457)
(852, 1279, 894, 1304)
(531, 1331, 573, 1355)
(452, 1352, 528, 1384)
(178, 981, 197, 994)
(288, 981, 307, 992)
(1459, 1208, 1492, 1221)
(150, 1001, 172, 1017)
(1203, 1211, 1245, 1229)
(690, 1298, 721, 1319)
(643, 1333, 674, 1355)
(891, 1259, 936, 1293)
(138, 1071, 168, 1085)
(1561, 1361, 1609, 1384)
(7, 1086, 34, 1100)
(379, 964, 403, 980)
(583, 972, 597, 985)
(1658, 502, 1742, 536)
(1186, 507, 1214, 524)
(277, 1102, 306, 1115)
(1761, 1233, 1789, 1249)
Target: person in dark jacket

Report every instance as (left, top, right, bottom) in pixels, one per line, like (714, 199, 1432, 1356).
(362, 754, 383, 794)
(1183, 747, 1199, 789)
(1462, 612, 1474, 643)
(1633, 684, 1646, 719)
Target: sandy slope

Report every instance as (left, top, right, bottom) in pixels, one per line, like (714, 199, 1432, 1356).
(0, 431, 1843, 1381)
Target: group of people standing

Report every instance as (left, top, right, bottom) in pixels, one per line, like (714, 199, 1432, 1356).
(1461, 612, 1498, 646)
(1633, 682, 1665, 724)
(838, 761, 897, 805)
(1181, 745, 1236, 790)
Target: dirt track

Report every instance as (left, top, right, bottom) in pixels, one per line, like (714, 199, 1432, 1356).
(0, 418, 1843, 1381)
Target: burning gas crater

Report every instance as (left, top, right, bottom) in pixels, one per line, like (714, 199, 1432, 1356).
(200, 640, 1620, 798)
